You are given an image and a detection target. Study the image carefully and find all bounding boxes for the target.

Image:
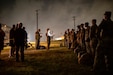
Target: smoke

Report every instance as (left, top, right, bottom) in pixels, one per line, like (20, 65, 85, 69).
(0, 0, 113, 41)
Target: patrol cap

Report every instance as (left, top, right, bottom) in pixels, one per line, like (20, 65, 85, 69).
(104, 11, 111, 16)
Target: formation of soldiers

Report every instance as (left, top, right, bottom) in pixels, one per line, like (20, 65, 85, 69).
(0, 11, 113, 74)
(64, 11, 113, 74)
(64, 19, 98, 60)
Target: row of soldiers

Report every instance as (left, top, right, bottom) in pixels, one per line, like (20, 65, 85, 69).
(64, 18, 98, 58)
(64, 11, 113, 74)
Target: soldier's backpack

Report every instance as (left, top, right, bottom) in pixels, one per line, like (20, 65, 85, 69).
(78, 52, 93, 66)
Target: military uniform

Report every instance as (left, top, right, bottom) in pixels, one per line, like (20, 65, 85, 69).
(92, 12, 113, 74)
(0, 24, 5, 58)
(84, 23, 91, 54)
(9, 25, 16, 57)
(90, 19, 98, 58)
(35, 29, 41, 49)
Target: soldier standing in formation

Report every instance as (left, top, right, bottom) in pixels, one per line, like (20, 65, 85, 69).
(92, 11, 113, 74)
(70, 29, 76, 50)
(84, 22, 91, 54)
(90, 19, 98, 58)
(80, 24, 85, 50)
(0, 24, 5, 60)
(64, 31, 68, 47)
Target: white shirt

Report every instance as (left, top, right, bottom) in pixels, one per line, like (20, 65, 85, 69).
(47, 30, 53, 37)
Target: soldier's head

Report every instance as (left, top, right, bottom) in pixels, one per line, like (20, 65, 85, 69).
(77, 25, 80, 29)
(104, 11, 111, 20)
(12, 24, 15, 28)
(38, 29, 40, 32)
(23, 27, 25, 30)
(85, 22, 89, 27)
(80, 23, 84, 29)
(67, 28, 70, 32)
(92, 19, 96, 25)
(19, 22, 23, 28)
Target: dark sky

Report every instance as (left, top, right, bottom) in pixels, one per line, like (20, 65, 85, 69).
(0, 0, 113, 41)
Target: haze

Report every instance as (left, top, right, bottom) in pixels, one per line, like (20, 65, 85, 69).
(0, 0, 113, 42)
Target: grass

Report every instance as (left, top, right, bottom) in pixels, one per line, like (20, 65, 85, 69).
(0, 41, 95, 75)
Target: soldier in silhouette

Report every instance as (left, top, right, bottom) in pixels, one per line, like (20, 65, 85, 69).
(0, 24, 5, 60)
(92, 11, 113, 74)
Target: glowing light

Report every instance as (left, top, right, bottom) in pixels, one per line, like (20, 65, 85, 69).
(54, 36, 64, 40)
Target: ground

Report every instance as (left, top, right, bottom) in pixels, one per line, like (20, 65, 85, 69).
(0, 41, 95, 75)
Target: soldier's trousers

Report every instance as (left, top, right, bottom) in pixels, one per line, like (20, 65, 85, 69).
(93, 39, 113, 73)
(16, 45, 24, 62)
(36, 39, 40, 49)
(90, 38, 98, 58)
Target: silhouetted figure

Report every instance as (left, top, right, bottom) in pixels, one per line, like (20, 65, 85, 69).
(23, 27, 28, 49)
(9, 24, 16, 58)
(46, 28, 53, 50)
(0, 23, 5, 60)
(67, 29, 71, 49)
(92, 11, 113, 74)
(90, 19, 98, 58)
(64, 31, 68, 47)
(14, 23, 26, 62)
(70, 29, 76, 50)
(80, 24, 85, 50)
(84, 22, 91, 54)
(35, 29, 42, 49)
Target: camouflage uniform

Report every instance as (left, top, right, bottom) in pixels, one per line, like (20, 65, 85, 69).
(84, 22, 91, 54)
(80, 24, 85, 50)
(35, 29, 41, 49)
(70, 29, 76, 50)
(67, 29, 71, 49)
(64, 31, 68, 47)
(90, 19, 98, 58)
(93, 11, 113, 74)
(0, 24, 5, 59)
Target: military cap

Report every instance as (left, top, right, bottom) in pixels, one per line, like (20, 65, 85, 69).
(104, 11, 111, 16)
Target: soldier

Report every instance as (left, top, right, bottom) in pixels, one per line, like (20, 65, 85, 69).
(35, 29, 42, 49)
(9, 24, 16, 58)
(80, 24, 85, 50)
(0, 23, 5, 60)
(90, 19, 98, 58)
(92, 11, 113, 74)
(67, 29, 71, 49)
(64, 30, 68, 47)
(84, 22, 91, 54)
(23, 27, 28, 49)
(70, 29, 76, 50)
(14, 23, 26, 62)
(76, 25, 81, 46)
